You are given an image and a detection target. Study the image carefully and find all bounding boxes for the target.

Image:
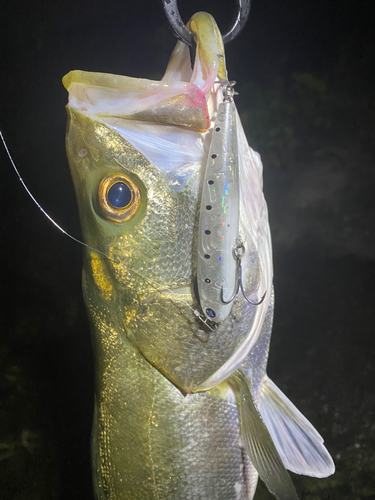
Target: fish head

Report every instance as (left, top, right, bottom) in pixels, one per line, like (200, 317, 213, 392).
(64, 13, 271, 393)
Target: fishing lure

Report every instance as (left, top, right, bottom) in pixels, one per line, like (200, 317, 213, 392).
(197, 81, 265, 323)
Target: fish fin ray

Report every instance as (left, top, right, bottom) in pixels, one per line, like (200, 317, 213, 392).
(258, 376, 335, 478)
(230, 371, 298, 500)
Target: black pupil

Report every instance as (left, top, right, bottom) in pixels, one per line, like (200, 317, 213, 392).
(107, 182, 132, 208)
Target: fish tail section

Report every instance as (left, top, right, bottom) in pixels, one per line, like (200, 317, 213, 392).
(230, 370, 298, 500)
(258, 376, 335, 478)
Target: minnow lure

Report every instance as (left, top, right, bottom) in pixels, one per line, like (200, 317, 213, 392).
(197, 82, 241, 323)
(197, 81, 265, 323)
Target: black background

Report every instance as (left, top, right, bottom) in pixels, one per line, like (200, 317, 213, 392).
(1, 0, 374, 498)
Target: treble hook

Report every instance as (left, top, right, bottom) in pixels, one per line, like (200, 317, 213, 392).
(161, 0, 251, 46)
(221, 240, 266, 306)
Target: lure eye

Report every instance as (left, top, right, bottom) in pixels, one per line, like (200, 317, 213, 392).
(98, 174, 141, 223)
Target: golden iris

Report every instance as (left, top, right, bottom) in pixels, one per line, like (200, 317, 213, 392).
(98, 174, 141, 223)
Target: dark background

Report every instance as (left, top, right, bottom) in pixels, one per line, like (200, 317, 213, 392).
(1, 0, 374, 498)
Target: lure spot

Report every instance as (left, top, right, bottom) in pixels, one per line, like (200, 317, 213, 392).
(205, 308, 216, 318)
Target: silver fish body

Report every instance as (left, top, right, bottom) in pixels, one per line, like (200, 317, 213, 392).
(63, 12, 334, 500)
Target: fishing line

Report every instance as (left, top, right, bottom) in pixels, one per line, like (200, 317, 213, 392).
(0, 129, 107, 259)
(1, 129, 213, 331)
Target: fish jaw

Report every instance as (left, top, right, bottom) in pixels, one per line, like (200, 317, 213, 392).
(63, 71, 210, 130)
(62, 12, 228, 132)
(162, 12, 227, 94)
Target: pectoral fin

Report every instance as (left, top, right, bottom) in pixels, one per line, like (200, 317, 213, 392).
(258, 376, 335, 478)
(230, 371, 298, 500)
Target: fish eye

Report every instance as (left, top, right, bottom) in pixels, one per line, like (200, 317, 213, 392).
(98, 174, 141, 223)
(108, 182, 132, 208)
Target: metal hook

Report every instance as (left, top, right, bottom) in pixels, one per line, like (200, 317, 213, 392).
(161, 0, 251, 47)
(221, 240, 266, 306)
(222, 80, 237, 102)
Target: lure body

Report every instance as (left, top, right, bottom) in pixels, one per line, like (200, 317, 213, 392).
(197, 97, 240, 323)
(64, 12, 334, 500)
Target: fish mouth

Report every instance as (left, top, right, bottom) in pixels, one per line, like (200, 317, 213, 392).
(63, 13, 226, 132)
